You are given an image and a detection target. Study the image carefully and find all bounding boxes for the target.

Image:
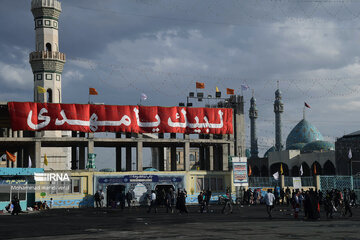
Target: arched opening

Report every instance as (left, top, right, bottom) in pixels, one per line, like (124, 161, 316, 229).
(46, 43, 52, 52)
(291, 166, 300, 177)
(311, 161, 322, 176)
(270, 162, 289, 176)
(300, 162, 310, 176)
(252, 166, 260, 177)
(323, 160, 336, 175)
(46, 89, 52, 103)
(261, 166, 268, 177)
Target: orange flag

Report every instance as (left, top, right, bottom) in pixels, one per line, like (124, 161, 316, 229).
(6, 151, 16, 162)
(226, 88, 234, 95)
(248, 164, 252, 176)
(196, 82, 205, 89)
(314, 164, 317, 175)
(89, 87, 98, 95)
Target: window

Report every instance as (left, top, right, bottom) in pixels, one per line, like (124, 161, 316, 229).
(44, 20, 51, 26)
(190, 154, 195, 162)
(45, 74, 52, 80)
(37, 20, 42, 26)
(46, 89, 52, 103)
(37, 74, 43, 80)
(46, 43, 52, 52)
(72, 179, 81, 193)
(53, 21, 58, 28)
(56, 75, 60, 81)
(196, 176, 224, 192)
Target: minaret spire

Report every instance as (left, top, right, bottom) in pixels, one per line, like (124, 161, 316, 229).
(274, 82, 284, 151)
(249, 89, 258, 158)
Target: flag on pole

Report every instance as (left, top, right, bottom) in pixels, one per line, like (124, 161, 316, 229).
(141, 93, 147, 101)
(89, 87, 98, 95)
(248, 165, 252, 177)
(37, 86, 46, 93)
(304, 102, 311, 108)
(216, 86, 219, 92)
(196, 82, 205, 89)
(241, 84, 250, 91)
(6, 151, 16, 162)
(226, 88, 234, 95)
(280, 163, 284, 175)
(273, 171, 279, 180)
(348, 148, 352, 159)
(44, 154, 48, 166)
(28, 156, 32, 168)
(300, 164, 303, 176)
(0, 154, 6, 161)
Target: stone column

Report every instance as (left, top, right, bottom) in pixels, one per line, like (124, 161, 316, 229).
(184, 134, 190, 171)
(171, 146, 177, 171)
(35, 140, 41, 168)
(222, 144, 229, 171)
(116, 133, 122, 171)
(137, 139, 143, 172)
(209, 145, 214, 171)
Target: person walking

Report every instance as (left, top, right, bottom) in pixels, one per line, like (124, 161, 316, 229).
(94, 190, 101, 208)
(165, 190, 173, 213)
(198, 191, 205, 213)
(222, 187, 233, 214)
(147, 190, 157, 213)
(126, 190, 133, 208)
(265, 189, 275, 219)
(11, 196, 21, 215)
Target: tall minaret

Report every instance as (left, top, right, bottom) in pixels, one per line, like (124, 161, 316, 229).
(249, 90, 258, 158)
(30, 0, 65, 103)
(274, 82, 284, 151)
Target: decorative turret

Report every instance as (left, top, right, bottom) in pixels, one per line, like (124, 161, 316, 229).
(30, 0, 65, 103)
(249, 91, 258, 158)
(274, 82, 284, 151)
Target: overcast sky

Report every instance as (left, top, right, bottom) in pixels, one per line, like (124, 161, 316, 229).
(2, 0, 360, 168)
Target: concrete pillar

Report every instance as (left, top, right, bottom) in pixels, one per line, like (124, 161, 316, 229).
(116, 133, 122, 171)
(35, 141, 41, 168)
(222, 144, 229, 171)
(209, 145, 214, 171)
(199, 146, 205, 170)
(137, 140, 143, 172)
(79, 146, 85, 169)
(184, 134, 190, 171)
(158, 147, 164, 171)
(8, 128, 13, 138)
(126, 147, 132, 171)
(13, 131, 18, 137)
(171, 146, 177, 171)
(19, 131, 23, 138)
(315, 175, 321, 190)
(280, 175, 285, 189)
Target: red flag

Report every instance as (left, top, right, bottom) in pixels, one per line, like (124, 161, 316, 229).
(196, 82, 205, 89)
(248, 165, 252, 176)
(226, 88, 234, 95)
(6, 151, 16, 162)
(314, 164, 317, 175)
(304, 102, 311, 108)
(89, 88, 98, 95)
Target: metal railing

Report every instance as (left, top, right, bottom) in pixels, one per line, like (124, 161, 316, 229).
(29, 51, 66, 61)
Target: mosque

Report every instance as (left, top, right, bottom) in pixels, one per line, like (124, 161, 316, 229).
(247, 87, 336, 177)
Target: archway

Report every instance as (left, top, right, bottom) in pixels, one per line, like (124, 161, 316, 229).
(300, 162, 310, 176)
(291, 166, 300, 177)
(323, 160, 335, 175)
(311, 161, 322, 176)
(46, 89, 52, 103)
(270, 163, 289, 176)
(46, 43, 52, 52)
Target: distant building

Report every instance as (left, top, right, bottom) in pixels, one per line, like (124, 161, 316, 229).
(335, 131, 360, 175)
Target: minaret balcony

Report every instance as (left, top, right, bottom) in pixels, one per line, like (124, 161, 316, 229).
(29, 51, 65, 62)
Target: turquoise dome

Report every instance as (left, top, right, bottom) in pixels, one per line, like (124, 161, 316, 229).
(264, 146, 275, 158)
(286, 119, 324, 149)
(287, 143, 307, 150)
(301, 140, 335, 153)
(245, 149, 251, 158)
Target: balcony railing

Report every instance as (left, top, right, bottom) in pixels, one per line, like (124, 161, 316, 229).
(29, 51, 66, 61)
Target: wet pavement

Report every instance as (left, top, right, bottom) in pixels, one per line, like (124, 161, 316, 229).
(1, 204, 360, 239)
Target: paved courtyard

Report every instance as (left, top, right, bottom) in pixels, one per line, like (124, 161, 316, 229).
(1, 204, 360, 239)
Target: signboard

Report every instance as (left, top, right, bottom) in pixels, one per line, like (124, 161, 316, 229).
(7, 102, 233, 134)
(233, 162, 248, 186)
(293, 177, 302, 190)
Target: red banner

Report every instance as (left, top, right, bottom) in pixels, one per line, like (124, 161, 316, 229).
(7, 102, 233, 134)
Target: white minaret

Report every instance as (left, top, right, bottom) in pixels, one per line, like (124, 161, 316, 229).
(29, 0, 71, 170)
(30, 0, 65, 103)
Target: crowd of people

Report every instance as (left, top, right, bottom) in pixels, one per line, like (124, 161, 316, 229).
(4, 196, 54, 215)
